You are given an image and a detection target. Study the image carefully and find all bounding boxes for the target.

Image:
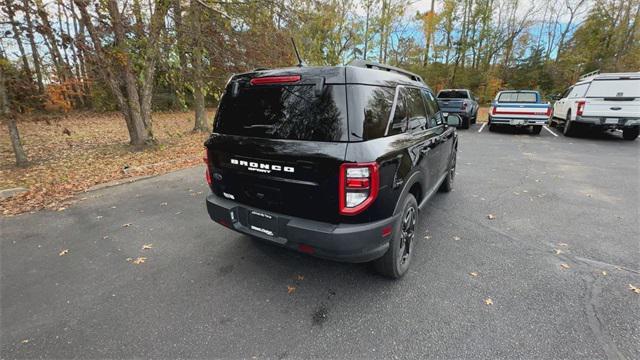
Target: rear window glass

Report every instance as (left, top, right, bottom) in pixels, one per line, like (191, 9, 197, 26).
(437, 90, 468, 99)
(497, 92, 538, 103)
(214, 85, 348, 141)
(347, 85, 397, 140)
(586, 79, 640, 98)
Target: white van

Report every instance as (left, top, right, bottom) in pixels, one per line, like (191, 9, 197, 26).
(551, 71, 640, 140)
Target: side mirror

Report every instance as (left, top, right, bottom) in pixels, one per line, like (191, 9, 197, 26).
(446, 114, 461, 127)
(551, 94, 561, 100)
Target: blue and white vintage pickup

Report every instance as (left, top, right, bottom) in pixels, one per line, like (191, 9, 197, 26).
(488, 90, 551, 134)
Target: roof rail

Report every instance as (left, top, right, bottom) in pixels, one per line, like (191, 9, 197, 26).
(579, 69, 600, 80)
(348, 59, 424, 83)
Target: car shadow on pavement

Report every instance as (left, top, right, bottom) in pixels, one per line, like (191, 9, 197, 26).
(488, 125, 540, 135)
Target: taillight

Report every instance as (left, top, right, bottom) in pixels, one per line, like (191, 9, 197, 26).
(204, 148, 212, 186)
(546, 106, 552, 116)
(576, 101, 586, 116)
(461, 102, 467, 110)
(491, 106, 497, 115)
(250, 75, 301, 86)
(339, 162, 379, 216)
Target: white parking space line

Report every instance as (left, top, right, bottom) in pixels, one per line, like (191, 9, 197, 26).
(478, 123, 487, 133)
(543, 126, 558, 137)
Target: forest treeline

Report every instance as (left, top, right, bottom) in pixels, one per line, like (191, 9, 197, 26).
(1, 0, 639, 155)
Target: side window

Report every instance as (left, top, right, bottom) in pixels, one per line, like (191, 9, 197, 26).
(569, 84, 588, 98)
(405, 87, 427, 132)
(387, 87, 408, 136)
(422, 89, 441, 127)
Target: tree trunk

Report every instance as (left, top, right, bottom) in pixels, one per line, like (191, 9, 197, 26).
(190, 0, 209, 132)
(1, 67, 28, 167)
(35, 0, 67, 81)
(4, 0, 33, 79)
(22, 0, 45, 93)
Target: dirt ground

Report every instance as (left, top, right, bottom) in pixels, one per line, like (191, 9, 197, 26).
(1, 111, 213, 215)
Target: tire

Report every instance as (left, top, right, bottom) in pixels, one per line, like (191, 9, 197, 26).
(439, 148, 456, 192)
(622, 127, 639, 140)
(374, 194, 418, 279)
(531, 125, 542, 135)
(563, 111, 577, 137)
(460, 116, 470, 129)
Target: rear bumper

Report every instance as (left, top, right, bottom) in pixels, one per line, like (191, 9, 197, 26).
(490, 117, 547, 126)
(206, 194, 398, 263)
(441, 109, 471, 118)
(574, 116, 640, 128)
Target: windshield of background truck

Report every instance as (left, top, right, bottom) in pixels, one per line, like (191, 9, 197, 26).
(586, 79, 640, 98)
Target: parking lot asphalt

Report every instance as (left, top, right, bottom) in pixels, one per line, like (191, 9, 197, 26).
(2, 125, 639, 359)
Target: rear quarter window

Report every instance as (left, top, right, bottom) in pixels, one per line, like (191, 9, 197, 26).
(214, 84, 348, 142)
(347, 85, 398, 140)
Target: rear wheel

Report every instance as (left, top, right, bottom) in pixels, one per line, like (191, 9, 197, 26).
(439, 148, 456, 192)
(531, 125, 542, 135)
(459, 117, 470, 129)
(563, 111, 577, 137)
(622, 127, 639, 140)
(374, 194, 418, 279)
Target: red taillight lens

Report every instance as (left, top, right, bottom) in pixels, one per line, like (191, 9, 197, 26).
(461, 102, 467, 110)
(546, 107, 552, 116)
(250, 75, 301, 86)
(204, 148, 212, 186)
(339, 162, 379, 216)
(491, 106, 497, 115)
(576, 101, 586, 116)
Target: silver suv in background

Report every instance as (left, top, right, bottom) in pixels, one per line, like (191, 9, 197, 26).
(436, 89, 479, 129)
(551, 71, 640, 140)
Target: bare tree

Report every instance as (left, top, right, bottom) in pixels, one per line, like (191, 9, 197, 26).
(0, 65, 28, 167)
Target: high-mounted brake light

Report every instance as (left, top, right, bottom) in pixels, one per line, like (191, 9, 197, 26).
(576, 101, 586, 116)
(339, 162, 379, 216)
(250, 75, 301, 86)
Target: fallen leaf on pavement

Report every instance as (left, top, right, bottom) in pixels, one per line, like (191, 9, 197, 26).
(142, 244, 153, 250)
(132, 257, 146, 265)
(122, 223, 131, 227)
(469, 272, 478, 277)
(453, 236, 461, 241)
(560, 263, 570, 270)
(601, 271, 607, 276)
(629, 284, 640, 294)
(160, 202, 167, 206)
(287, 285, 296, 294)
(296, 275, 304, 281)
(96, 216, 103, 219)
(558, 243, 568, 247)
(59, 249, 69, 256)
(20, 339, 29, 344)
(487, 214, 496, 220)
(484, 298, 493, 305)
(554, 249, 563, 255)
(424, 235, 431, 239)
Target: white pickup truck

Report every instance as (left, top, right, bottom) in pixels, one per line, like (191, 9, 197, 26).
(550, 72, 640, 140)
(488, 90, 551, 134)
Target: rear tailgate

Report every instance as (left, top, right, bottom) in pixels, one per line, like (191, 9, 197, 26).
(582, 99, 640, 118)
(492, 102, 550, 120)
(206, 135, 346, 223)
(437, 99, 465, 113)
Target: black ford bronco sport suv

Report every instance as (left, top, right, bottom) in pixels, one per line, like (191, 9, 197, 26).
(204, 60, 460, 278)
